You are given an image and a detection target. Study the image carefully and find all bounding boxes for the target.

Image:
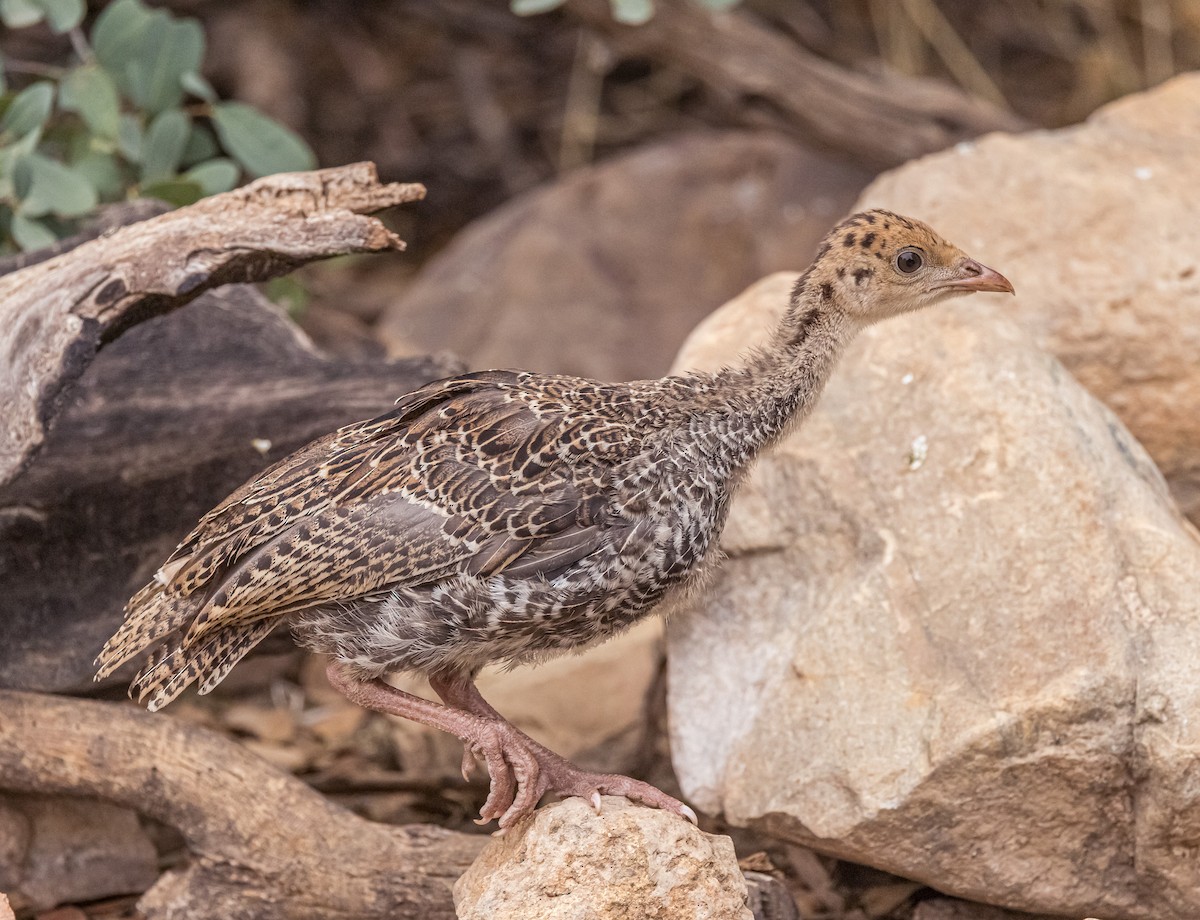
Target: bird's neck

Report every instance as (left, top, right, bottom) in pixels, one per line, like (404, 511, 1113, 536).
(688, 280, 858, 475)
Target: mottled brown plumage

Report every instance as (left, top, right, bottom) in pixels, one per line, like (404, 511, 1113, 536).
(96, 210, 1012, 828)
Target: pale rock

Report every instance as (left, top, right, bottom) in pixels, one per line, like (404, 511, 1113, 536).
(379, 131, 870, 381)
(667, 274, 1200, 919)
(0, 893, 12, 920)
(388, 618, 662, 779)
(856, 73, 1200, 523)
(0, 795, 158, 912)
(453, 797, 752, 920)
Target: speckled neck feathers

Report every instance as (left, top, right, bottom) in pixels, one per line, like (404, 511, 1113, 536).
(679, 271, 858, 475)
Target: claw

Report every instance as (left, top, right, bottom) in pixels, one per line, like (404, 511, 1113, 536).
(680, 803, 698, 825)
(590, 790, 603, 814)
(497, 745, 543, 829)
(477, 736, 518, 824)
(461, 746, 477, 781)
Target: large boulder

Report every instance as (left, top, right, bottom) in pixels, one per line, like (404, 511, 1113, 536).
(454, 797, 752, 920)
(378, 131, 871, 381)
(666, 274, 1200, 919)
(855, 73, 1200, 524)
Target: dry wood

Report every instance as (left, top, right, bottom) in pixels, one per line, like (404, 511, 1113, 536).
(563, 0, 1027, 168)
(0, 690, 485, 919)
(0, 162, 425, 490)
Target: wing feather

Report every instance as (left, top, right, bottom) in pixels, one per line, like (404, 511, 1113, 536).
(99, 368, 647, 703)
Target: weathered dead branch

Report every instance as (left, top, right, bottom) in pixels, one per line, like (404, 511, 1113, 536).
(0, 691, 485, 919)
(564, 0, 1026, 168)
(0, 162, 425, 489)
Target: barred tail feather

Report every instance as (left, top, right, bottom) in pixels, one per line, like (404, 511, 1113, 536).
(197, 620, 279, 695)
(93, 585, 203, 681)
(132, 619, 278, 711)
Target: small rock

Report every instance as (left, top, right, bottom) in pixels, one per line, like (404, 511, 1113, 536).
(0, 806, 29, 893)
(304, 700, 367, 746)
(743, 871, 800, 920)
(859, 881, 923, 918)
(0, 893, 13, 920)
(222, 701, 298, 743)
(240, 737, 318, 774)
(913, 899, 1061, 920)
(33, 909, 88, 920)
(0, 795, 157, 912)
(454, 797, 753, 920)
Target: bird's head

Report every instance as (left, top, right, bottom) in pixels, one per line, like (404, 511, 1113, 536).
(800, 209, 1014, 325)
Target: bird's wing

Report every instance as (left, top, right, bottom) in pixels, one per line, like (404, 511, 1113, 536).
(98, 370, 641, 678)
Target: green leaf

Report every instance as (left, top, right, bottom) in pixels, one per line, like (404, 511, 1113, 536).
(10, 212, 57, 250)
(117, 113, 143, 162)
(32, 0, 85, 32)
(14, 152, 98, 217)
(180, 70, 216, 102)
(128, 14, 204, 115)
(93, 0, 204, 115)
(609, 0, 654, 23)
(140, 108, 190, 182)
(0, 127, 42, 198)
(71, 150, 126, 199)
(93, 0, 156, 73)
(60, 66, 122, 139)
(210, 102, 316, 178)
(0, 0, 44, 28)
(140, 177, 202, 207)
(181, 122, 219, 167)
(183, 157, 239, 195)
(510, 0, 566, 14)
(0, 82, 54, 140)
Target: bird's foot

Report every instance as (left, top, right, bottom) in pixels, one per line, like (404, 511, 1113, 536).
(461, 719, 696, 831)
(531, 751, 699, 826)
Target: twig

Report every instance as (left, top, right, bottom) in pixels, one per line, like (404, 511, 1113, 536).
(562, 0, 1025, 169)
(558, 29, 609, 172)
(897, 0, 1010, 110)
(0, 691, 484, 919)
(68, 26, 93, 64)
(1140, 0, 1175, 86)
(1, 58, 67, 79)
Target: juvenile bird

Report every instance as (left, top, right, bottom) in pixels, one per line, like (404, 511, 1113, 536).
(96, 210, 1012, 830)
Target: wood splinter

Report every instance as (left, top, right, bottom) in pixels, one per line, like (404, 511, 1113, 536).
(0, 162, 425, 490)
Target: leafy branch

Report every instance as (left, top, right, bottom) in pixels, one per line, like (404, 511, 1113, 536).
(0, 0, 317, 251)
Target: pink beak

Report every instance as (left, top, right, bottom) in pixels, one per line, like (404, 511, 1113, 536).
(944, 258, 1015, 294)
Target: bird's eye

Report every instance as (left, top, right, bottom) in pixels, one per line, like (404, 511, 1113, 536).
(896, 249, 924, 274)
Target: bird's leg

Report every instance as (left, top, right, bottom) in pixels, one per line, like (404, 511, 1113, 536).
(325, 662, 535, 825)
(428, 673, 698, 826)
